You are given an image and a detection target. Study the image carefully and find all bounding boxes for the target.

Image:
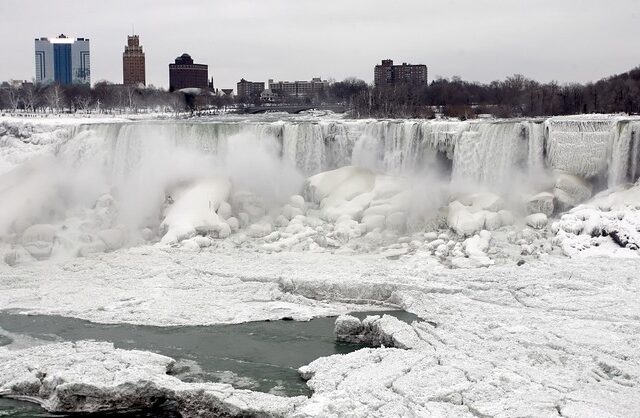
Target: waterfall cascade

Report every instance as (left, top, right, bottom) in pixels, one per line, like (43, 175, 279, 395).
(63, 116, 640, 188)
(2, 115, 640, 263)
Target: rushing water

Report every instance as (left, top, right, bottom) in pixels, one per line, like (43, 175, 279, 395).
(0, 310, 417, 416)
(0, 397, 180, 418)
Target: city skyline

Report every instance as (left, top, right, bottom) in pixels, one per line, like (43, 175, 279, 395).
(1, 0, 640, 89)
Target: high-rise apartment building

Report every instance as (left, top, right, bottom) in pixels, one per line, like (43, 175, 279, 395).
(169, 53, 210, 92)
(123, 35, 145, 86)
(374, 60, 428, 86)
(35, 34, 90, 85)
(237, 79, 265, 98)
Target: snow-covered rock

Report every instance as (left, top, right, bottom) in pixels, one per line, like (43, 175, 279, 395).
(447, 201, 485, 237)
(452, 230, 494, 268)
(0, 341, 303, 416)
(525, 213, 548, 229)
(21, 224, 56, 260)
(470, 192, 505, 212)
(526, 192, 555, 216)
(553, 171, 593, 211)
(160, 177, 231, 244)
(334, 314, 423, 349)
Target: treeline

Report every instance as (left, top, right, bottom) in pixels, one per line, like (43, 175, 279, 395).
(342, 67, 640, 119)
(3, 66, 640, 118)
(0, 82, 233, 114)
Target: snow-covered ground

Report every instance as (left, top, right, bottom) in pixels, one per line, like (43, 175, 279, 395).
(1, 248, 638, 417)
(1, 115, 639, 416)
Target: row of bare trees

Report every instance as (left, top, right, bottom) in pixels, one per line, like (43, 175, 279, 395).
(341, 66, 640, 119)
(0, 82, 224, 114)
(4, 66, 640, 118)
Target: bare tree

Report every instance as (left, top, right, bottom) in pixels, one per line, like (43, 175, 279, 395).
(5, 85, 21, 112)
(125, 86, 136, 111)
(45, 85, 63, 113)
(21, 84, 39, 113)
(74, 94, 93, 113)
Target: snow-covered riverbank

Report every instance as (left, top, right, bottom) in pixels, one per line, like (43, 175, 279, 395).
(1, 248, 639, 417)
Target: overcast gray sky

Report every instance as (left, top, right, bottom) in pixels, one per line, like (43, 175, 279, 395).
(1, 0, 639, 89)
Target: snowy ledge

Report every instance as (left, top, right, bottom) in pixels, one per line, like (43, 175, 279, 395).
(0, 340, 303, 417)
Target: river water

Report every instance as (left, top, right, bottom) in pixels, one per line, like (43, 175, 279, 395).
(0, 310, 417, 416)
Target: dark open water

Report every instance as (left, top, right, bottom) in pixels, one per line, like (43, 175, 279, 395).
(0, 310, 417, 417)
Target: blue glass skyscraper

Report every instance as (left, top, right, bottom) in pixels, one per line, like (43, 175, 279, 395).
(35, 34, 90, 85)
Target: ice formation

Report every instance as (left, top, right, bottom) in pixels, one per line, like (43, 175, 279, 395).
(1, 226, 639, 416)
(552, 179, 640, 257)
(0, 341, 303, 416)
(2, 114, 640, 417)
(1, 114, 640, 269)
(334, 314, 424, 349)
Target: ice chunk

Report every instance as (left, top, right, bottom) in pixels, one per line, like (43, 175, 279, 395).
(447, 201, 485, 237)
(21, 224, 56, 260)
(525, 213, 548, 229)
(526, 192, 554, 216)
(553, 171, 593, 211)
(289, 194, 305, 209)
(161, 177, 231, 244)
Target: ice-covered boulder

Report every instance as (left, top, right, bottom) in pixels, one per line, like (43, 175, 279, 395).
(305, 167, 412, 231)
(282, 204, 304, 220)
(247, 222, 272, 238)
(605, 221, 640, 250)
(304, 166, 374, 204)
(21, 224, 56, 260)
(289, 194, 305, 209)
(334, 314, 423, 350)
(331, 218, 364, 242)
(334, 314, 363, 337)
(160, 176, 231, 244)
(553, 214, 584, 235)
(553, 171, 593, 211)
(362, 214, 386, 232)
(525, 213, 548, 229)
(3, 247, 33, 266)
(226, 217, 239, 232)
(470, 192, 505, 212)
(424, 232, 438, 242)
(447, 201, 485, 237)
(217, 201, 232, 220)
(452, 230, 493, 268)
(141, 227, 154, 241)
(526, 192, 555, 216)
(551, 181, 640, 256)
(483, 212, 502, 230)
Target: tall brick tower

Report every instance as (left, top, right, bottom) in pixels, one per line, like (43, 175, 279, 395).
(123, 35, 145, 86)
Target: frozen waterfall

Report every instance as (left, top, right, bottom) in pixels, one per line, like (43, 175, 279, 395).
(60, 116, 640, 188)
